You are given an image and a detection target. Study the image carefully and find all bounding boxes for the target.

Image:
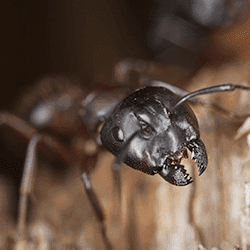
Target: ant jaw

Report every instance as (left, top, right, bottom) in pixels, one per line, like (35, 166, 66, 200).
(158, 139, 207, 186)
(187, 139, 208, 176)
(159, 163, 193, 186)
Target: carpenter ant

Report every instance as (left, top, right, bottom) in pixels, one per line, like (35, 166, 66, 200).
(102, 83, 250, 186)
(1, 73, 250, 249)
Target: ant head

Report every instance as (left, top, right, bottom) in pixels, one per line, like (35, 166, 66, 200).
(100, 86, 203, 183)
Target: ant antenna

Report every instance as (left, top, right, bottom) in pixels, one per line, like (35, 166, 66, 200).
(112, 130, 141, 194)
(111, 130, 141, 231)
(173, 84, 250, 110)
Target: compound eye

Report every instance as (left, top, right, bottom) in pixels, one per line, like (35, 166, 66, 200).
(135, 114, 154, 138)
(140, 123, 154, 139)
(142, 124, 152, 135)
(112, 126, 124, 142)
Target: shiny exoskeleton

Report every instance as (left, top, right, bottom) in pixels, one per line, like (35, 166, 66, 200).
(101, 86, 207, 186)
(2, 74, 250, 249)
(101, 83, 250, 186)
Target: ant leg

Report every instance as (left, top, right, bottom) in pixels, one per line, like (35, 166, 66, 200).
(113, 58, 149, 92)
(173, 84, 250, 108)
(191, 100, 250, 121)
(17, 134, 42, 241)
(81, 171, 113, 250)
(151, 80, 190, 97)
(0, 112, 36, 139)
(0, 112, 112, 247)
(0, 112, 77, 164)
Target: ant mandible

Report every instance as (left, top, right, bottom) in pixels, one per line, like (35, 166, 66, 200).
(1, 61, 250, 249)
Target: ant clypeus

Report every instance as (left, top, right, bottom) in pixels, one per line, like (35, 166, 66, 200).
(1, 59, 250, 249)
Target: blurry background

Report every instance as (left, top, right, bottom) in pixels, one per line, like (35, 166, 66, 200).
(0, 0, 250, 249)
(2, 0, 248, 110)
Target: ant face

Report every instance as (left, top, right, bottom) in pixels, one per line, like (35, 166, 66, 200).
(110, 104, 188, 172)
(111, 106, 174, 175)
(101, 86, 207, 185)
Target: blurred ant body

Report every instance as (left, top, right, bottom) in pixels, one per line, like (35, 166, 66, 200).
(1, 59, 250, 249)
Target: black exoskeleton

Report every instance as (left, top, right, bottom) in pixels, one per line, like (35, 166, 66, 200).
(101, 86, 207, 186)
